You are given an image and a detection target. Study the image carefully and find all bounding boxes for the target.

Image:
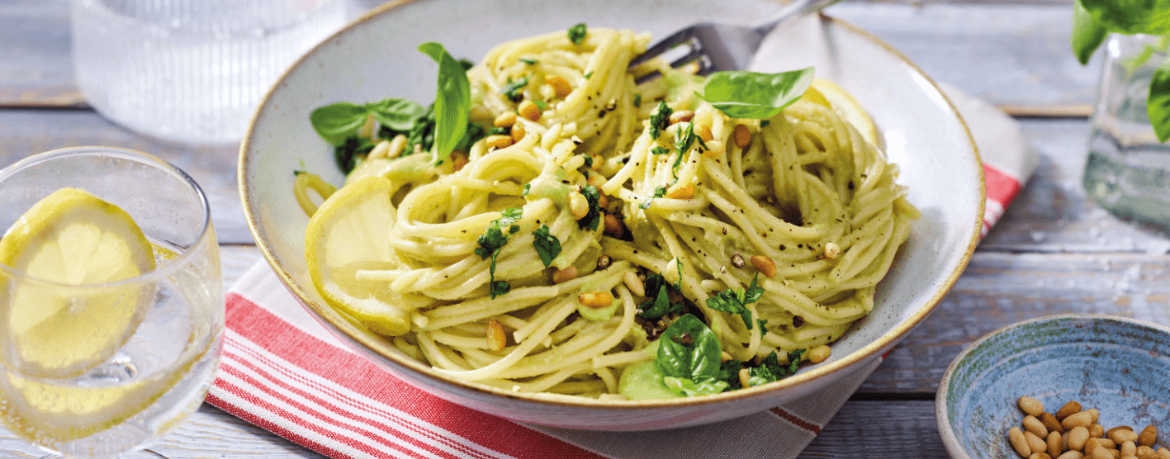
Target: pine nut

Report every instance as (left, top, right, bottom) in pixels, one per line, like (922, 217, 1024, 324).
(1057, 452, 1083, 459)
(721, 351, 733, 362)
(1043, 413, 1065, 434)
(597, 192, 609, 209)
(697, 124, 713, 142)
(1049, 431, 1063, 458)
(1012, 427, 1034, 457)
(730, 253, 745, 268)
(552, 266, 578, 284)
(733, 124, 751, 148)
(1024, 433, 1053, 454)
(1111, 429, 1139, 445)
(1138, 446, 1157, 459)
(367, 139, 392, 160)
(1090, 424, 1105, 438)
(387, 134, 408, 159)
(1070, 426, 1090, 451)
(1157, 447, 1169, 459)
(702, 140, 725, 158)
(578, 291, 613, 308)
(518, 100, 541, 121)
(1098, 438, 1116, 449)
(569, 191, 589, 219)
(668, 110, 694, 125)
(750, 255, 777, 277)
(738, 368, 751, 388)
(494, 111, 517, 128)
(547, 75, 572, 99)
(1057, 402, 1083, 420)
(1020, 397, 1046, 416)
(603, 214, 623, 237)
(486, 134, 514, 149)
(808, 345, 831, 363)
(596, 255, 611, 270)
(824, 242, 841, 260)
(1086, 409, 1099, 424)
(1124, 442, 1137, 457)
(623, 271, 645, 297)
(1138, 426, 1157, 447)
(665, 184, 695, 200)
(1086, 438, 1104, 453)
(1025, 416, 1050, 438)
(511, 121, 526, 142)
(1093, 448, 1114, 459)
(487, 320, 506, 351)
(1064, 412, 1094, 430)
(1032, 454, 1053, 459)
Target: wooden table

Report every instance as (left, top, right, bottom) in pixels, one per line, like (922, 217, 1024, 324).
(3, 0, 1168, 457)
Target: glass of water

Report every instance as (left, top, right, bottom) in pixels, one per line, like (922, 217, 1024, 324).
(71, 0, 347, 145)
(0, 147, 222, 458)
(1082, 34, 1170, 229)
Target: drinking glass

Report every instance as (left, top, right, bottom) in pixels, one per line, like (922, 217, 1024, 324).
(71, 0, 347, 145)
(0, 147, 223, 458)
(1082, 34, 1170, 230)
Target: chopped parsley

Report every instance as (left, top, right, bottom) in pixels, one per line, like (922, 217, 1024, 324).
(636, 273, 685, 320)
(633, 94, 642, 108)
(577, 185, 603, 231)
(568, 23, 587, 45)
(757, 319, 770, 338)
(532, 224, 561, 268)
(748, 349, 805, 387)
(675, 259, 683, 291)
(651, 146, 670, 155)
(522, 183, 531, 196)
(333, 135, 376, 173)
(639, 185, 667, 210)
(534, 99, 549, 110)
(649, 101, 672, 139)
(761, 120, 771, 127)
(584, 71, 593, 80)
(475, 207, 524, 299)
(489, 126, 510, 136)
(519, 57, 538, 65)
(501, 76, 530, 102)
(583, 155, 594, 168)
(671, 123, 698, 179)
(706, 273, 765, 330)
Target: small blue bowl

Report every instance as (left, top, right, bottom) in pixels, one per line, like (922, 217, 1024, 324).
(937, 314, 1170, 458)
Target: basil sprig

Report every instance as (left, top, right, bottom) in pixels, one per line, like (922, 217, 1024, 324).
(310, 99, 426, 146)
(419, 42, 472, 162)
(1070, 0, 1170, 141)
(655, 314, 729, 397)
(698, 67, 815, 120)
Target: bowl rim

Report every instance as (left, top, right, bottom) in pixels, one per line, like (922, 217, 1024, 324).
(934, 313, 1170, 459)
(239, 0, 986, 410)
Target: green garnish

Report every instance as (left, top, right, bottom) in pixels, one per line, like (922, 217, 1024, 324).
(706, 273, 765, 330)
(633, 94, 642, 107)
(418, 42, 472, 164)
(577, 185, 603, 231)
(532, 224, 561, 268)
(501, 76, 530, 102)
(639, 186, 666, 210)
(475, 207, 523, 299)
(584, 71, 593, 80)
(520, 57, 538, 65)
(309, 98, 426, 146)
(534, 99, 549, 110)
(651, 146, 670, 155)
(649, 101, 672, 139)
(568, 23, 587, 45)
(699, 68, 815, 120)
(655, 314, 729, 397)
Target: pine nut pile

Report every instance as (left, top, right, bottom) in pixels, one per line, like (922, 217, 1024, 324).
(1009, 396, 1169, 459)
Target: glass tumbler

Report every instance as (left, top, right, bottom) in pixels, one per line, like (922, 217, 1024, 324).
(1083, 34, 1170, 229)
(71, 0, 347, 145)
(0, 147, 223, 458)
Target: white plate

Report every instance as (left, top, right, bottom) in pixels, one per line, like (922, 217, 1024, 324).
(240, 0, 983, 431)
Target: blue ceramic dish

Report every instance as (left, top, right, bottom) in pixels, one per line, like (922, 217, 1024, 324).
(937, 314, 1170, 458)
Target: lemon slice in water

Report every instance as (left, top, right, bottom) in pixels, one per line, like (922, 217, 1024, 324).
(306, 176, 412, 336)
(0, 188, 155, 378)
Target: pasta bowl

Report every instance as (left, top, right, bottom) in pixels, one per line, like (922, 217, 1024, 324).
(240, 0, 983, 430)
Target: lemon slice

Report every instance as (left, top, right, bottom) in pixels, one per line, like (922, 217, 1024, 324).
(0, 188, 155, 378)
(306, 176, 412, 336)
(804, 78, 879, 146)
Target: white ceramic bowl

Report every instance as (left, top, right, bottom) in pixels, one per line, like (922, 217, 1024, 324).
(240, 0, 984, 430)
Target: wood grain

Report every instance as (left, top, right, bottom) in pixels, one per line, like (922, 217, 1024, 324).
(800, 401, 947, 458)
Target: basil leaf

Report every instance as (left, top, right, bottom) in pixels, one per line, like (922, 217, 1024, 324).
(577, 185, 603, 231)
(1072, 0, 1109, 65)
(365, 98, 427, 131)
(310, 102, 370, 146)
(649, 101, 672, 139)
(568, 23, 587, 45)
(1079, 0, 1170, 35)
(699, 67, 816, 120)
(662, 376, 728, 397)
(656, 314, 722, 383)
(637, 285, 684, 320)
(532, 224, 561, 268)
(418, 42, 471, 163)
(1149, 58, 1170, 142)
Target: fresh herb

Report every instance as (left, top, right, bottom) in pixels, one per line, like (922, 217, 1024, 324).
(522, 183, 532, 196)
(637, 281, 685, 320)
(649, 101, 673, 139)
(1071, 0, 1170, 141)
(633, 94, 642, 108)
(651, 146, 670, 155)
(761, 120, 771, 128)
(705, 274, 765, 330)
(532, 224, 561, 268)
(333, 135, 377, 173)
(519, 57, 538, 65)
(698, 67, 815, 120)
(489, 126, 510, 136)
(671, 123, 695, 179)
(534, 99, 549, 110)
(501, 76, 530, 102)
(475, 207, 524, 299)
(748, 349, 806, 387)
(309, 98, 427, 146)
(577, 185, 603, 231)
(675, 259, 683, 292)
(568, 23, 587, 45)
(757, 319, 770, 338)
(656, 314, 729, 397)
(639, 186, 666, 210)
(718, 360, 744, 390)
(583, 155, 594, 168)
(584, 71, 594, 80)
(457, 59, 475, 71)
(418, 42, 472, 163)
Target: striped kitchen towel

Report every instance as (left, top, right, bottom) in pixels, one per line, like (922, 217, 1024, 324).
(207, 85, 1037, 458)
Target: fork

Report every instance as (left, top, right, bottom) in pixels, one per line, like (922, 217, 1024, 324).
(629, 0, 844, 83)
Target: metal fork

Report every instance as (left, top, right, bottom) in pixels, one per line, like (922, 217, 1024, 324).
(629, 0, 843, 83)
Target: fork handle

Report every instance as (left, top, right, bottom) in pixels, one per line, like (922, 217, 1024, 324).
(752, 0, 845, 31)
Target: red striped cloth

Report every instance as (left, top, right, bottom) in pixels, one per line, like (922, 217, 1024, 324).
(210, 85, 1035, 458)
